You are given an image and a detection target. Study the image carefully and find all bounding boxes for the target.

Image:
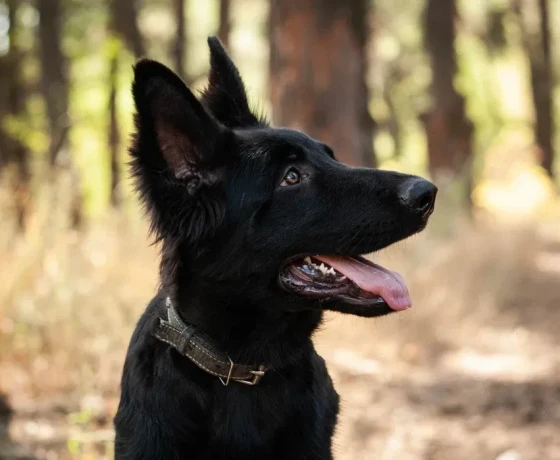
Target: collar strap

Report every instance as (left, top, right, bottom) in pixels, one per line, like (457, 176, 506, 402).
(153, 297, 267, 386)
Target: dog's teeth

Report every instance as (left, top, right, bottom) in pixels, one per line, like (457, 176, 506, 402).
(328, 267, 336, 275)
(341, 276, 347, 280)
(304, 257, 312, 264)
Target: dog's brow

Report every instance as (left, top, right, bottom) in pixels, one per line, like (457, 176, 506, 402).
(246, 145, 271, 159)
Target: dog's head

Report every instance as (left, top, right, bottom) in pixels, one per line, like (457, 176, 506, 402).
(131, 37, 436, 318)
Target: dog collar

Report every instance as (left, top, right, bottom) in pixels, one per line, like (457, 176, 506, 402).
(153, 297, 267, 386)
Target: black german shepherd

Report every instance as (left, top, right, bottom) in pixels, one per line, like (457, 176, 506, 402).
(115, 37, 436, 459)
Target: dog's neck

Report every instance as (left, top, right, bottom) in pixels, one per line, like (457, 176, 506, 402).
(169, 283, 322, 370)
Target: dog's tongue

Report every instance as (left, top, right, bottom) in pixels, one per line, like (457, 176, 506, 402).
(314, 255, 411, 311)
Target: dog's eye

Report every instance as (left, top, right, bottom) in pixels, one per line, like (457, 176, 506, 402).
(280, 169, 301, 187)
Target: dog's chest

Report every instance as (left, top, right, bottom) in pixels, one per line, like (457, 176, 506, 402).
(210, 385, 295, 449)
(204, 377, 332, 457)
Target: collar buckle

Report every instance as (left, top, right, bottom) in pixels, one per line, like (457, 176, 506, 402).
(159, 297, 268, 387)
(238, 365, 266, 386)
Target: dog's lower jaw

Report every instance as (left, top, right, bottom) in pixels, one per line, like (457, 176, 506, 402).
(322, 299, 397, 318)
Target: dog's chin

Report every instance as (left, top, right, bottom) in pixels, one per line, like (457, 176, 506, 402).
(278, 254, 411, 318)
(323, 299, 396, 318)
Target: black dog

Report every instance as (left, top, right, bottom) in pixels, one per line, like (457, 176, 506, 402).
(114, 37, 436, 459)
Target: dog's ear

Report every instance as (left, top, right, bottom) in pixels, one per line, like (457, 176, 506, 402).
(132, 59, 228, 193)
(201, 36, 263, 128)
(131, 60, 230, 242)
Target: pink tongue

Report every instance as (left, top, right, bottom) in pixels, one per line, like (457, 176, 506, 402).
(314, 255, 411, 311)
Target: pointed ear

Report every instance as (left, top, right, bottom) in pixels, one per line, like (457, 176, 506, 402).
(131, 59, 227, 191)
(201, 36, 264, 128)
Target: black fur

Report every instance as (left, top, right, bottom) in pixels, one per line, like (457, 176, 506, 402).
(115, 37, 436, 459)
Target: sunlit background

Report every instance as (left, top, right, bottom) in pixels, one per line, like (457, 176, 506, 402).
(0, 0, 559, 459)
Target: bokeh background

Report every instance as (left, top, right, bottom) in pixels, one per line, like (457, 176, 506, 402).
(1, 0, 559, 459)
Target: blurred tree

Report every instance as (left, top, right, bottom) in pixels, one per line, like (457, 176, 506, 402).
(110, 0, 145, 58)
(37, 0, 70, 168)
(370, 0, 430, 164)
(218, 0, 231, 49)
(173, 0, 186, 80)
(422, 0, 473, 191)
(381, 66, 404, 159)
(485, 7, 508, 55)
(108, 0, 145, 206)
(269, 0, 375, 167)
(515, 0, 554, 180)
(107, 36, 122, 207)
(0, 0, 30, 230)
(38, 0, 83, 226)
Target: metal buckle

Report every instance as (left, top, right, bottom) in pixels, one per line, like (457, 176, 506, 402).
(219, 356, 235, 386)
(237, 365, 266, 386)
(219, 362, 266, 386)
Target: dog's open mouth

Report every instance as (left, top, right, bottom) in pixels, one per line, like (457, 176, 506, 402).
(279, 255, 411, 311)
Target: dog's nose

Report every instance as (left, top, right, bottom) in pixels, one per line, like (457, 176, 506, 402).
(399, 178, 437, 216)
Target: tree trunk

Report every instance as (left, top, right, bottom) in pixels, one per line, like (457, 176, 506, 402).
(517, 0, 554, 179)
(37, 0, 70, 168)
(37, 0, 83, 227)
(422, 0, 473, 181)
(111, 0, 145, 58)
(269, 0, 375, 167)
(108, 44, 121, 207)
(108, 0, 146, 207)
(0, 0, 30, 230)
(173, 0, 186, 80)
(218, 0, 231, 49)
(5, 0, 24, 117)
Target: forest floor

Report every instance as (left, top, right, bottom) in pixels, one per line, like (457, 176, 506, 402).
(1, 214, 559, 460)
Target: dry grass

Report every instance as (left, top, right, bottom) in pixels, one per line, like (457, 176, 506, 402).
(0, 186, 559, 459)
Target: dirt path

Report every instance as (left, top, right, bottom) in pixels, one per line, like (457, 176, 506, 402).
(318, 332, 560, 460)
(317, 221, 560, 459)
